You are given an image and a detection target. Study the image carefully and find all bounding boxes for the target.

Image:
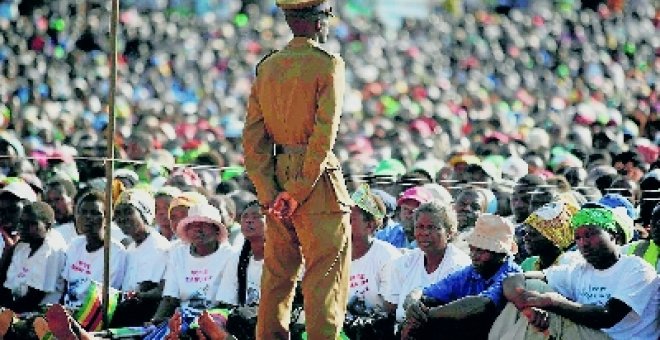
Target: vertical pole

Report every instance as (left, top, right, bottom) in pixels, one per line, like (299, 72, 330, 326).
(103, 0, 119, 331)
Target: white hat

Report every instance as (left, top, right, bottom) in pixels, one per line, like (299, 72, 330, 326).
(465, 214, 518, 255)
(501, 156, 528, 182)
(176, 203, 225, 243)
(0, 180, 37, 202)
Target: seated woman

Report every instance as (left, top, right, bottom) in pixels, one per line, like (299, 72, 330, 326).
(346, 184, 401, 313)
(166, 191, 208, 245)
(383, 200, 471, 323)
(151, 203, 235, 324)
(519, 201, 581, 272)
(1, 202, 67, 313)
(215, 200, 265, 307)
(110, 189, 172, 327)
(154, 186, 182, 241)
(61, 191, 127, 324)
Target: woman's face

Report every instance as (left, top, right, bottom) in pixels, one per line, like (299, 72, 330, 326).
(114, 203, 145, 239)
(240, 205, 266, 240)
(155, 196, 172, 229)
(414, 212, 450, 254)
(76, 200, 104, 239)
(523, 224, 558, 256)
(18, 211, 48, 243)
(169, 206, 188, 236)
(186, 221, 219, 247)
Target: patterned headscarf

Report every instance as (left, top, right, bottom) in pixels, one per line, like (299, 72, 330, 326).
(168, 191, 208, 217)
(524, 201, 578, 250)
(351, 183, 385, 220)
(570, 208, 617, 233)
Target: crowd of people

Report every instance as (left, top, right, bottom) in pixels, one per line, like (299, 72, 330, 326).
(0, 0, 658, 339)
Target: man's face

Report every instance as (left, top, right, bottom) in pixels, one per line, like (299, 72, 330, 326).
(454, 191, 483, 232)
(511, 184, 532, 223)
(574, 226, 618, 268)
(45, 187, 73, 223)
(468, 246, 504, 277)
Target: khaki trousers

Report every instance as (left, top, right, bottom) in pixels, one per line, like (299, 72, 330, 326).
(257, 211, 351, 340)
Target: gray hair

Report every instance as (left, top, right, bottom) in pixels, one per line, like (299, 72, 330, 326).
(413, 199, 458, 237)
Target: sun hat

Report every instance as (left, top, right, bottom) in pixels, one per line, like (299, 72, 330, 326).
(116, 189, 155, 225)
(176, 203, 226, 243)
(0, 178, 37, 202)
(396, 186, 433, 206)
(465, 214, 518, 255)
(524, 201, 577, 250)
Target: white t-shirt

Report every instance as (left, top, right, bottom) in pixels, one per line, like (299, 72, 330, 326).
(545, 255, 660, 340)
(349, 239, 401, 310)
(4, 230, 67, 304)
(227, 223, 245, 251)
(385, 244, 471, 321)
(162, 242, 235, 314)
(54, 222, 129, 247)
(215, 252, 264, 306)
(54, 222, 78, 244)
(61, 236, 127, 310)
(122, 231, 171, 292)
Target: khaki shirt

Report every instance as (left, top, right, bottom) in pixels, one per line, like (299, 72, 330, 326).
(243, 37, 351, 212)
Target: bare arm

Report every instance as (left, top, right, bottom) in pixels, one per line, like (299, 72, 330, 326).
(151, 296, 180, 323)
(524, 292, 631, 330)
(427, 296, 494, 320)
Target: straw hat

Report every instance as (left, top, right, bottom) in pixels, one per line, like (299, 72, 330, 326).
(465, 214, 518, 255)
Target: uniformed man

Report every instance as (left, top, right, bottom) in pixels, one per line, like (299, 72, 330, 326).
(242, 1, 353, 339)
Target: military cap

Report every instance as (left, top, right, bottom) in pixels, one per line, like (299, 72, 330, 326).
(277, 0, 328, 10)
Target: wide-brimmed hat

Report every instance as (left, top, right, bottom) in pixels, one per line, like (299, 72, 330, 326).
(465, 214, 518, 255)
(0, 179, 37, 202)
(177, 203, 225, 243)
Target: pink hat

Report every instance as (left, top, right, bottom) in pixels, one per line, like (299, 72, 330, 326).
(465, 214, 518, 255)
(177, 203, 226, 243)
(397, 186, 433, 206)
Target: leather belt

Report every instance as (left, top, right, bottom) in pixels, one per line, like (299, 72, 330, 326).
(274, 144, 306, 155)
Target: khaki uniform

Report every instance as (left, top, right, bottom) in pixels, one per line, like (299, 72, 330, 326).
(243, 37, 352, 340)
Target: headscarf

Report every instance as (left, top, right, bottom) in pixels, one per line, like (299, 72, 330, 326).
(116, 189, 156, 225)
(524, 201, 578, 250)
(351, 183, 385, 220)
(168, 191, 208, 217)
(570, 208, 617, 233)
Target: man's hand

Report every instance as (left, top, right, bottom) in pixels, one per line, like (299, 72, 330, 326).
(270, 192, 299, 218)
(405, 300, 429, 324)
(519, 290, 568, 310)
(522, 307, 551, 333)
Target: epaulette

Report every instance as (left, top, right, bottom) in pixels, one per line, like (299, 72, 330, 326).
(311, 45, 336, 59)
(256, 50, 278, 76)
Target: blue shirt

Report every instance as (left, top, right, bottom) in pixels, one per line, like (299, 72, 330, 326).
(422, 257, 522, 310)
(375, 222, 417, 249)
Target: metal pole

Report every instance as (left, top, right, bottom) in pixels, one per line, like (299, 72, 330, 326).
(103, 0, 119, 330)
